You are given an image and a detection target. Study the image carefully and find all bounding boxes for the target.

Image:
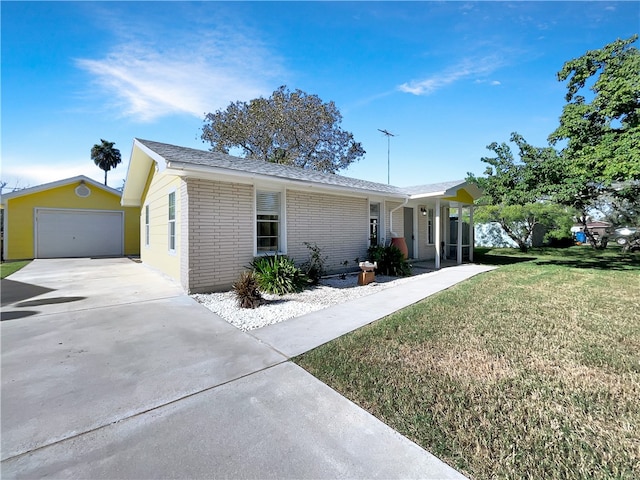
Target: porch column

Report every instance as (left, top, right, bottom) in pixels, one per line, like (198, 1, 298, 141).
(434, 198, 441, 269)
(469, 205, 474, 262)
(457, 205, 463, 265)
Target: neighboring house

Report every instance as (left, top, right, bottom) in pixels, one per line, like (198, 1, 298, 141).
(1, 175, 140, 260)
(122, 139, 482, 293)
(571, 220, 613, 239)
(475, 222, 547, 248)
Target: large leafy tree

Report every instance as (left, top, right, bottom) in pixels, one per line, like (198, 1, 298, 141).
(201, 86, 365, 174)
(548, 35, 640, 241)
(91, 139, 122, 186)
(468, 133, 574, 252)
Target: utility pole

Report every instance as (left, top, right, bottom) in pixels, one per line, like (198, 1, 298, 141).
(378, 129, 395, 184)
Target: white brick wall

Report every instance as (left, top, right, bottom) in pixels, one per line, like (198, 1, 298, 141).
(184, 179, 254, 293)
(180, 180, 406, 291)
(286, 190, 369, 273)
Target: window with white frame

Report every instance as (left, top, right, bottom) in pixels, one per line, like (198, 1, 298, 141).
(256, 190, 281, 253)
(427, 208, 434, 244)
(144, 204, 150, 246)
(168, 192, 176, 252)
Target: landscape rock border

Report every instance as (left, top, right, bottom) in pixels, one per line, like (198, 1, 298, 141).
(192, 272, 430, 331)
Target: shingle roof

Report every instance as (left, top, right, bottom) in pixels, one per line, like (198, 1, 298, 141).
(402, 180, 467, 195)
(135, 139, 469, 198)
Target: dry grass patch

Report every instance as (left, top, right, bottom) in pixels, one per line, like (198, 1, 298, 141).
(397, 343, 515, 384)
(296, 249, 640, 479)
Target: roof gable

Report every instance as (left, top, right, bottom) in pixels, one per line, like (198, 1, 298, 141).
(1, 175, 121, 204)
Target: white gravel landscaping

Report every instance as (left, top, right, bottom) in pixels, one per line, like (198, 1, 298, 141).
(192, 271, 431, 331)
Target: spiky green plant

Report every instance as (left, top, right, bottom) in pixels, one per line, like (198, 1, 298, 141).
(250, 255, 307, 295)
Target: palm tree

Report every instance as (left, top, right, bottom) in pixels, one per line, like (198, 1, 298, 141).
(91, 139, 122, 185)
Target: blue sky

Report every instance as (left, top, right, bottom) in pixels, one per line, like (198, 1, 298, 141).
(2, 1, 638, 191)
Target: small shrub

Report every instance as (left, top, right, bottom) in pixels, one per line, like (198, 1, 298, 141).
(232, 271, 264, 309)
(367, 245, 411, 276)
(546, 236, 575, 248)
(250, 255, 307, 295)
(302, 242, 327, 285)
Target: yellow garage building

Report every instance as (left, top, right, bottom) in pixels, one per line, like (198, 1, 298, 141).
(1, 176, 139, 260)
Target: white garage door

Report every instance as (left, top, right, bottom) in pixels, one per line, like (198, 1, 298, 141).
(35, 209, 124, 258)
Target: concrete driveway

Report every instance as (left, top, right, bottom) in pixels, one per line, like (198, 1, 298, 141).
(1, 258, 464, 479)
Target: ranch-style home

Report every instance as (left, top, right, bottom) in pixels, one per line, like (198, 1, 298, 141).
(1, 175, 140, 261)
(122, 139, 482, 293)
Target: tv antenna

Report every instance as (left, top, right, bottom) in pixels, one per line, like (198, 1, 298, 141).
(378, 129, 395, 184)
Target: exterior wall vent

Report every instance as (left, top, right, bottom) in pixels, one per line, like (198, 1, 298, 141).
(75, 184, 91, 198)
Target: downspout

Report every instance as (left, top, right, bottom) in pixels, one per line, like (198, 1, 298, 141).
(388, 196, 409, 238)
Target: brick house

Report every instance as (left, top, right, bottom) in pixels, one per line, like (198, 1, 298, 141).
(121, 139, 482, 293)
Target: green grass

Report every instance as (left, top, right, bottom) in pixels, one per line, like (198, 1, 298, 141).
(295, 247, 640, 479)
(1, 260, 31, 279)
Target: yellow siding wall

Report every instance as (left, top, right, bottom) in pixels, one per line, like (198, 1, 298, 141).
(4, 182, 139, 260)
(140, 169, 183, 282)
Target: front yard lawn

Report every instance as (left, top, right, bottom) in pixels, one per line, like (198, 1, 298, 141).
(1, 260, 31, 279)
(295, 247, 640, 479)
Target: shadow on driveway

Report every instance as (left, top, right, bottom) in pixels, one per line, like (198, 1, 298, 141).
(16, 296, 86, 308)
(1, 279, 55, 306)
(1, 310, 40, 322)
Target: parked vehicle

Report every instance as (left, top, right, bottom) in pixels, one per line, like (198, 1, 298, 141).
(614, 227, 640, 253)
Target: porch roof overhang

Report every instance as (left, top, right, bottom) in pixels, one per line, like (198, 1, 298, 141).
(406, 181, 483, 204)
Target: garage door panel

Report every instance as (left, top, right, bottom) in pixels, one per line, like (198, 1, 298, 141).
(36, 209, 123, 258)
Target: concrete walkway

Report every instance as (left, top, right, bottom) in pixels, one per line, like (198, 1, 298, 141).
(252, 263, 496, 358)
(1, 259, 493, 479)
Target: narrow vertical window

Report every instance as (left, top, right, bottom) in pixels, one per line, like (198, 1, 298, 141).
(168, 192, 176, 252)
(256, 191, 280, 253)
(144, 205, 150, 246)
(427, 208, 434, 244)
(370, 202, 380, 246)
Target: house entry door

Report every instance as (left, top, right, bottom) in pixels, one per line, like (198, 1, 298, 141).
(403, 207, 414, 258)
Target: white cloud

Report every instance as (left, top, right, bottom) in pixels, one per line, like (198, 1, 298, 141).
(1, 161, 127, 191)
(398, 57, 503, 95)
(490, 80, 502, 86)
(76, 30, 285, 122)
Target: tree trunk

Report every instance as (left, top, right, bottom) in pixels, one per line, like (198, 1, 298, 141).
(579, 214, 602, 249)
(499, 221, 529, 252)
(104, 170, 107, 186)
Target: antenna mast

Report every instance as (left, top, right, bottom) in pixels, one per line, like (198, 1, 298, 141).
(378, 129, 395, 184)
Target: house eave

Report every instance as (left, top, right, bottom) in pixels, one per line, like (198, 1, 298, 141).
(121, 139, 167, 207)
(408, 191, 449, 200)
(166, 161, 409, 200)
